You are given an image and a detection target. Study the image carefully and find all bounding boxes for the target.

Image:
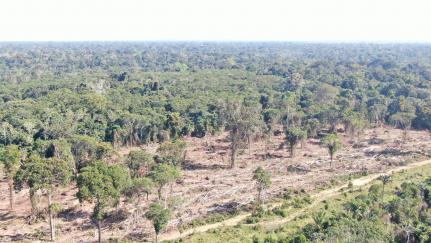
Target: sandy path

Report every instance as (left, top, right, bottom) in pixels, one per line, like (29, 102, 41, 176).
(159, 158, 431, 241)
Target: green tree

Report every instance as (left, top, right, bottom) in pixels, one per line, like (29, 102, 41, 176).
(127, 150, 154, 178)
(146, 202, 171, 243)
(76, 161, 130, 243)
(14, 155, 72, 241)
(389, 112, 416, 142)
(378, 174, 392, 202)
(166, 112, 185, 139)
(149, 163, 180, 204)
(126, 177, 154, 202)
(342, 110, 366, 141)
(156, 140, 186, 167)
(0, 145, 20, 210)
(252, 166, 271, 206)
(285, 127, 307, 157)
(70, 135, 113, 174)
(222, 99, 262, 168)
(321, 134, 341, 168)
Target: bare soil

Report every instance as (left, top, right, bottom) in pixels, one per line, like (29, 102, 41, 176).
(1, 126, 430, 242)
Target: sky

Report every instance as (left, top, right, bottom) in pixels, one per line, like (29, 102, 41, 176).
(0, 0, 430, 42)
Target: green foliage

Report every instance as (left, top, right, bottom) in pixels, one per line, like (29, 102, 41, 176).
(389, 112, 416, 129)
(14, 155, 72, 192)
(70, 135, 113, 172)
(253, 166, 272, 205)
(2, 42, 431, 242)
(146, 202, 171, 235)
(284, 127, 307, 157)
(222, 99, 263, 168)
(0, 144, 21, 180)
(76, 161, 130, 220)
(149, 163, 180, 199)
(155, 140, 186, 167)
(253, 167, 272, 191)
(321, 133, 341, 166)
(125, 177, 154, 201)
(127, 150, 154, 178)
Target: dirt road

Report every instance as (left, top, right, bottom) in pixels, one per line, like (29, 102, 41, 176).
(159, 158, 431, 241)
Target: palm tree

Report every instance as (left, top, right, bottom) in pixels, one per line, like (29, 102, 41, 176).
(378, 174, 392, 202)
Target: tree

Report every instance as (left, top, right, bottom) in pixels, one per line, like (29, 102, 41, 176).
(166, 112, 185, 139)
(342, 110, 366, 141)
(127, 150, 154, 178)
(222, 99, 262, 168)
(14, 155, 72, 241)
(156, 140, 186, 167)
(378, 174, 392, 202)
(0, 145, 20, 210)
(389, 112, 416, 142)
(321, 134, 341, 168)
(285, 127, 307, 157)
(76, 161, 130, 243)
(126, 177, 154, 202)
(70, 136, 113, 174)
(149, 163, 180, 205)
(252, 166, 271, 206)
(243, 106, 264, 155)
(262, 108, 279, 156)
(146, 202, 171, 243)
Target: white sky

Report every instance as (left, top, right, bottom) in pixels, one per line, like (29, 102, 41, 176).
(0, 0, 430, 42)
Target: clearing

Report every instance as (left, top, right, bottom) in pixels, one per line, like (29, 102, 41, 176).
(1, 126, 430, 242)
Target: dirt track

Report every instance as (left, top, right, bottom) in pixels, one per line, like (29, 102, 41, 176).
(1, 127, 430, 242)
(160, 158, 431, 241)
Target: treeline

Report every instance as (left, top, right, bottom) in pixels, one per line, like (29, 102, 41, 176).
(1, 43, 431, 150)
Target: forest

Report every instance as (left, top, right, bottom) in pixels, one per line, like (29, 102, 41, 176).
(1, 42, 431, 242)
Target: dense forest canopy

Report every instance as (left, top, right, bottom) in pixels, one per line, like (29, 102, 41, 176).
(1, 42, 431, 149)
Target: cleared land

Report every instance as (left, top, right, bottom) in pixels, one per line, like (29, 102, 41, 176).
(1, 126, 430, 242)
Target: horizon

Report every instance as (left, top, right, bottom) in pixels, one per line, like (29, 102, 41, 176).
(1, 0, 430, 42)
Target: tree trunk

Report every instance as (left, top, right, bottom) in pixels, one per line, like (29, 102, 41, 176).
(329, 151, 333, 168)
(48, 191, 55, 241)
(164, 189, 168, 208)
(157, 187, 162, 201)
(98, 219, 102, 243)
(289, 143, 294, 158)
(8, 180, 13, 210)
(155, 233, 158, 243)
(30, 189, 39, 216)
(257, 188, 262, 206)
(381, 184, 385, 202)
(230, 144, 237, 168)
(248, 136, 251, 156)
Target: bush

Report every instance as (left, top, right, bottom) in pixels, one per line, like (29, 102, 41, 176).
(272, 207, 288, 217)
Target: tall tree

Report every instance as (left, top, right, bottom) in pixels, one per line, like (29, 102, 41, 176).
(222, 99, 262, 168)
(285, 127, 307, 157)
(156, 140, 186, 167)
(389, 112, 416, 142)
(14, 155, 72, 241)
(252, 166, 272, 206)
(321, 133, 342, 168)
(127, 150, 154, 178)
(76, 161, 130, 243)
(0, 145, 20, 210)
(149, 163, 180, 205)
(378, 174, 392, 202)
(146, 202, 171, 243)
